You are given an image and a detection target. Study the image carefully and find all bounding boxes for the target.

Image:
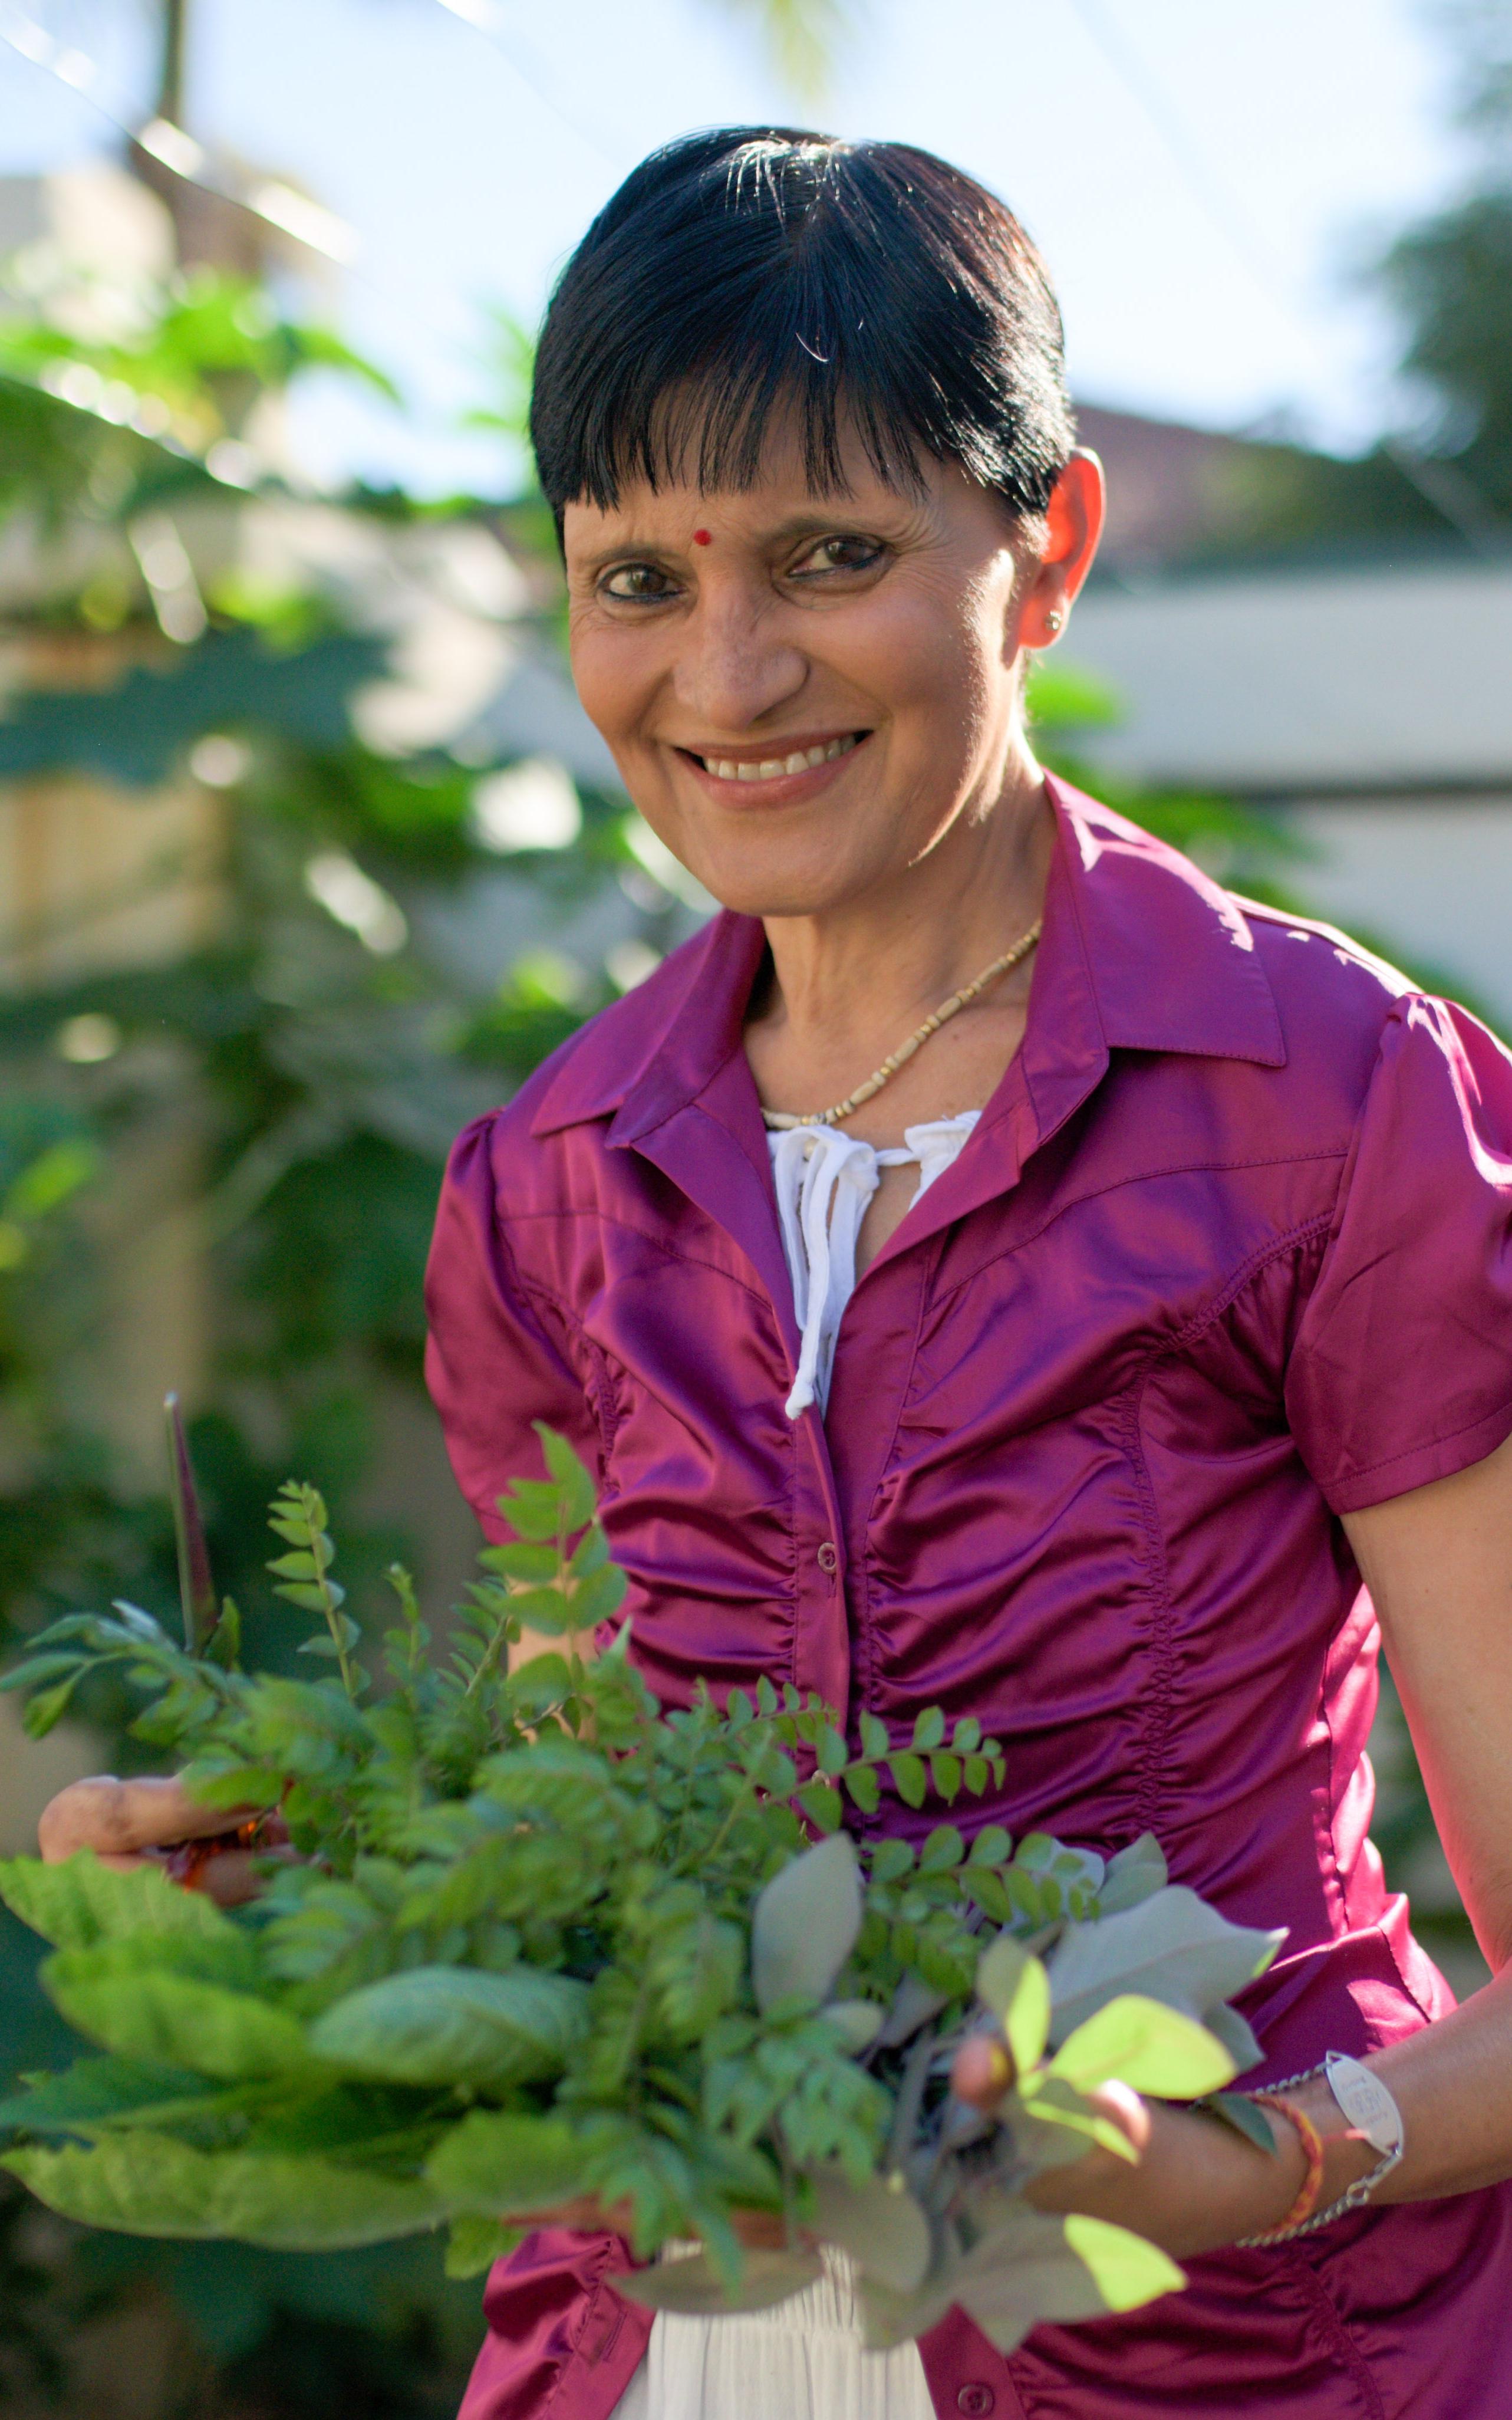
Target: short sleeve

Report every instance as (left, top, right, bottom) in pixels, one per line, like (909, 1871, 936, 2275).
(1285, 995, 1512, 1513)
(423, 1113, 602, 1538)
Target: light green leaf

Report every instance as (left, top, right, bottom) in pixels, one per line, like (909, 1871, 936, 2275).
(1045, 1887, 1285, 2043)
(807, 2165, 930, 2291)
(4, 2132, 443, 2247)
(975, 1932, 1027, 2021)
(311, 1964, 589, 2090)
(43, 1946, 312, 2081)
(1005, 1957, 1051, 2076)
(750, 1833, 862, 2016)
(1049, 1995, 1236, 2100)
(426, 2109, 588, 2214)
(911, 1709, 945, 1752)
(618, 2245, 821, 2316)
(0, 1853, 246, 1954)
(1063, 2213, 1185, 2312)
(859, 1712, 890, 1763)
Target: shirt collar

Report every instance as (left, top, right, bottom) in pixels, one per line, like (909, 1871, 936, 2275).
(528, 772, 1284, 1145)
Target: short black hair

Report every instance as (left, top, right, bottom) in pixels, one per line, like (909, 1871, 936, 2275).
(531, 128, 1075, 535)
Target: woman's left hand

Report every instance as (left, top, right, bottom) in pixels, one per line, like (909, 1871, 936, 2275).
(950, 2046, 1372, 2258)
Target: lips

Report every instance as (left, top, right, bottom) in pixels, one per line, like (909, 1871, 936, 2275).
(694, 732, 861, 784)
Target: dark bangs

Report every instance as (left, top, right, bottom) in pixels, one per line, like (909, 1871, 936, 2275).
(530, 129, 1075, 532)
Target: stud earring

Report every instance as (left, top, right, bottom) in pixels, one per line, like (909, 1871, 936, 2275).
(1045, 609, 1064, 634)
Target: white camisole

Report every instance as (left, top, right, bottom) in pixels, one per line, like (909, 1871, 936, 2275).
(608, 1112, 980, 2420)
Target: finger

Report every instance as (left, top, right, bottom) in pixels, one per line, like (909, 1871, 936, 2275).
(38, 1775, 246, 1863)
(952, 2033, 1016, 2111)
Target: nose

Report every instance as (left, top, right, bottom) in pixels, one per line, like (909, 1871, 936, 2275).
(671, 580, 807, 733)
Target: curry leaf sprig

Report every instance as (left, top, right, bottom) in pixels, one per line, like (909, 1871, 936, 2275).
(0, 1423, 1284, 2355)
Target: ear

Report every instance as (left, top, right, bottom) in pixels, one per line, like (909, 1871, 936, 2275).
(1018, 451, 1106, 650)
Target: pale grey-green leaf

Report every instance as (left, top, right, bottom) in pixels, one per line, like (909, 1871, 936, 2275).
(818, 2000, 884, 2054)
(1202, 2000, 1265, 2076)
(1095, 1833, 1168, 1916)
(1045, 1888, 1285, 2044)
(807, 2165, 931, 2291)
(618, 2245, 821, 2314)
(750, 1833, 862, 2015)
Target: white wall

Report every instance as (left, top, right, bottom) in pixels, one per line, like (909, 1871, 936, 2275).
(1280, 795, 1512, 1035)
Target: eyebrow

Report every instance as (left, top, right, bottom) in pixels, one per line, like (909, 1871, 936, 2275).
(571, 507, 905, 572)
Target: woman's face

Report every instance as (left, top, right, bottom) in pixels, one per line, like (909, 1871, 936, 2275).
(563, 422, 1102, 920)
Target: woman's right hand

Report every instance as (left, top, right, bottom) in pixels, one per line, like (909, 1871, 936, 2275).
(37, 1774, 269, 1906)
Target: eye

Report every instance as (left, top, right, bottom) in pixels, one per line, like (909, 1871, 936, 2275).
(599, 562, 678, 603)
(789, 533, 887, 580)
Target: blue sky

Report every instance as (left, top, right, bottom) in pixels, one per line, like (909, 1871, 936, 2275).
(1, 0, 1475, 491)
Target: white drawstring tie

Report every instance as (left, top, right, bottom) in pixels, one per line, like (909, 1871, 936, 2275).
(767, 1114, 979, 1421)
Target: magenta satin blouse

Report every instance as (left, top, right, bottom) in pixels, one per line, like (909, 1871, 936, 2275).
(426, 778, 1512, 2419)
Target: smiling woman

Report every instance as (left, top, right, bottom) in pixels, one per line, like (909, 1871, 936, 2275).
(41, 126, 1512, 2420)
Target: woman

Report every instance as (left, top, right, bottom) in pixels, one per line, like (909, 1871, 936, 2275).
(42, 130, 1512, 2418)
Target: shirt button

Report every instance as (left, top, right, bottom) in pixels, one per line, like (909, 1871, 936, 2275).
(957, 2389, 996, 2416)
(816, 1541, 839, 1573)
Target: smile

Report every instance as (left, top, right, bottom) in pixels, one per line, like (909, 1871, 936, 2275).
(685, 733, 863, 785)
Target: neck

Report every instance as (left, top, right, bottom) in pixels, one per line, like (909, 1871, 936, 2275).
(756, 761, 1055, 1053)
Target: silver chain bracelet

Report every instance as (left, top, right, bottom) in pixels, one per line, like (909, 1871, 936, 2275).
(1237, 2054, 1405, 2244)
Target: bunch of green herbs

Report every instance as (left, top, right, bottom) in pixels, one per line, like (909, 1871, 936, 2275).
(0, 1418, 1284, 2354)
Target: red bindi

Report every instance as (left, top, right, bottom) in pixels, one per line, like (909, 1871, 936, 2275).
(693, 528, 712, 545)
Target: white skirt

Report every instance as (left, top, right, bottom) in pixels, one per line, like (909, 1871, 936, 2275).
(607, 2248, 935, 2420)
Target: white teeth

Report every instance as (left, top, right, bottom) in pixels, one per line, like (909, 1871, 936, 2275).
(699, 734, 860, 780)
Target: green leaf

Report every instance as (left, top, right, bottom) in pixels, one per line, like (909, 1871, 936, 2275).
(310, 1965, 590, 2090)
(426, 2109, 588, 2214)
(918, 1827, 963, 1873)
(273, 1583, 332, 1615)
(480, 1541, 561, 1583)
(0, 1853, 246, 1954)
(1201, 2090, 1276, 2153)
(858, 1712, 890, 1763)
(969, 1823, 1013, 1868)
(268, 1551, 319, 1580)
(445, 2214, 523, 2277)
(533, 1423, 597, 1530)
(929, 1754, 962, 1802)
(21, 1676, 86, 1737)
(911, 1708, 945, 1752)
(572, 1564, 628, 1627)
(1063, 2213, 1184, 2312)
(842, 1763, 880, 1814)
(975, 1932, 1028, 2021)
(3, 2133, 443, 2248)
(795, 1780, 843, 1834)
(887, 1754, 927, 1809)
(0, 2055, 222, 2136)
(43, 1946, 312, 2081)
(750, 1833, 862, 2015)
(1049, 1995, 1236, 2100)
